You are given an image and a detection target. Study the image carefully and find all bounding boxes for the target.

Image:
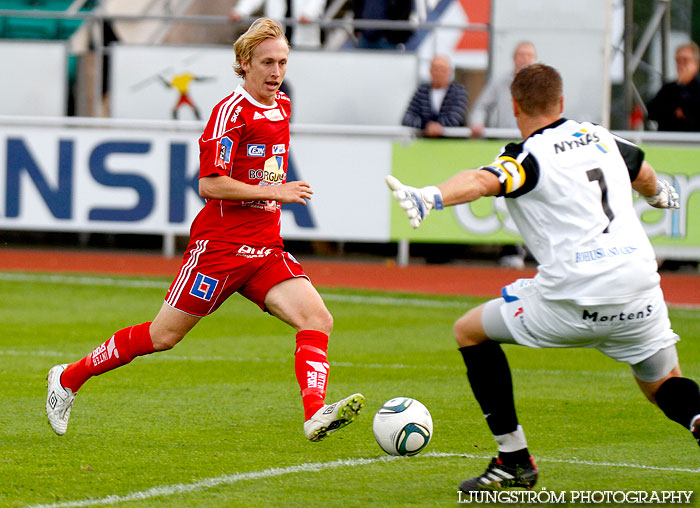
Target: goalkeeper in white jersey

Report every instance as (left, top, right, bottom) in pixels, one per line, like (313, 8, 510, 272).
(387, 63, 699, 492)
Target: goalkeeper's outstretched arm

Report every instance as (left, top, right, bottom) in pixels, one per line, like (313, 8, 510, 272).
(386, 170, 501, 229)
(436, 169, 501, 206)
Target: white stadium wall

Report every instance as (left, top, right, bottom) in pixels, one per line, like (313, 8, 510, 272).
(0, 41, 67, 117)
(110, 45, 419, 126)
(490, 0, 612, 126)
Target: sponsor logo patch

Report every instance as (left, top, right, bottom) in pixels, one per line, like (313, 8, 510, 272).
(91, 336, 119, 367)
(247, 144, 265, 157)
(575, 245, 638, 263)
(264, 109, 284, 121)
(106, 336, 119, 359)
(236, 245, 273, 258)
(554, 128, 609, 154)
(215, 137, 233, 168)
(231, 105, 242, 124)
(272, 144, 286, 154)
(582, 305, 653, 322)
(248, 156, 285, 183)
(189, 272, 219, 301)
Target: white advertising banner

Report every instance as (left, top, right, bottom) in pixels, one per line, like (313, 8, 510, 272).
(0, 125, 392, 241)
(110, 45, 241, 122)
(281, 133, 392, 240)
(110, 44, 418, 126)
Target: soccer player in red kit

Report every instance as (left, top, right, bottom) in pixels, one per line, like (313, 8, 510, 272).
(46, 18, 365, 441)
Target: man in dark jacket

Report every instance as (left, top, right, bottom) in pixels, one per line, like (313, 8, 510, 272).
(402, 54, 468, 137)
(647, 42, 700, 131)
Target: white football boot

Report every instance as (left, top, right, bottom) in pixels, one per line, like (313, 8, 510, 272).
(46, 364, 76, 436)
(304, 393, 366, 442)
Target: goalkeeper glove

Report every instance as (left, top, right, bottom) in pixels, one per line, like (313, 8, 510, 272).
(386, 175, 443, 229)
(645, 179, 679, 209)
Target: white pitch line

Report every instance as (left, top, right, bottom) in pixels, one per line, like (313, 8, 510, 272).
(450, 452, 700, 473)
(2, 272, 698, 311)
(0, 272, 169, 289)
(0, 272, 468, 308)
(321, 292, 468, 308)
(2, 271, 698, 311)
(0, 349, 637, 378)
(23, 451, 700, 508)
(23, 455, 402, 508)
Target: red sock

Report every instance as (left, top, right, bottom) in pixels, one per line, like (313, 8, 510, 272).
(61, 322, 155, 393)
(295, 330, 329, 420)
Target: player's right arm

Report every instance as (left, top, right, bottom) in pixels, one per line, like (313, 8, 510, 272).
(631, 161, 660, 198)
(614, 135, 680, 209)
(387, 143, 536, 228)
(631, 161, 680, 209)
(437, 169, 501, 206)
(199, 175, 313, 204)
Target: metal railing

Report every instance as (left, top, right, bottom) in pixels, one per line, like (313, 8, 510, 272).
(5, 113, 700, 147)
(0, 6, 486, 117)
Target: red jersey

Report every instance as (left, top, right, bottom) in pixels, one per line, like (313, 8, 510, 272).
(191, 85, 291, 246)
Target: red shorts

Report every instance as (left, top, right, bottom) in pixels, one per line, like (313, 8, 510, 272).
(165, 240, 309, 316)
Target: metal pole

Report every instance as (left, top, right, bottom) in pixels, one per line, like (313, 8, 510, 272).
(397, 238, 410, 266)
(660, 0, 670, 82)
(92, 15, 104, 117)
(163, 232, 176, 258)
(623, 0, 634, 128)
(628, 1, 667, 74)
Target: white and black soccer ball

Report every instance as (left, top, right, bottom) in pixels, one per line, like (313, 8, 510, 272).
(373, 397, 433, 456)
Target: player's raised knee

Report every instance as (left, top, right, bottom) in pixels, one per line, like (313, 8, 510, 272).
(453, 315, 471, 347)
(149, 327, 184, 351)
(453, 309, 486, 348)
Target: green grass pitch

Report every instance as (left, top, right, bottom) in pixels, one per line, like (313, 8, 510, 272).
(1, 271, 698, 507)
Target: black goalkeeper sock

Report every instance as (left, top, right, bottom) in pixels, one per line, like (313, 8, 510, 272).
(499, 448, 532, 467)
(459, 341, 519, 436)
(655, 377, 700, 430)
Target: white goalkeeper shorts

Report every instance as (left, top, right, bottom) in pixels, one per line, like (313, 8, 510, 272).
(481, 278, 680, 379)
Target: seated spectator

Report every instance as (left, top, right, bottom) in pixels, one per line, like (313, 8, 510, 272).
(469, 41, 536, 138)
(352, 0, 413, 50)
(647, 42, 700, 131)
(402, 54, 468, 138)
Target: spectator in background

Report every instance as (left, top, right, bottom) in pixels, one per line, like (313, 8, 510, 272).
(647, 42, 700, 132)
(402, 54, 468, 138)
(469, 41, 536, 269)
(229, 0, 325, 48)
(469, 41, 536, 138)
(352, 0, 413, 50)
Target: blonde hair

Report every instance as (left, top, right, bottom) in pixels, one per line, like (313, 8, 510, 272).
(233, 18, 289, 79)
